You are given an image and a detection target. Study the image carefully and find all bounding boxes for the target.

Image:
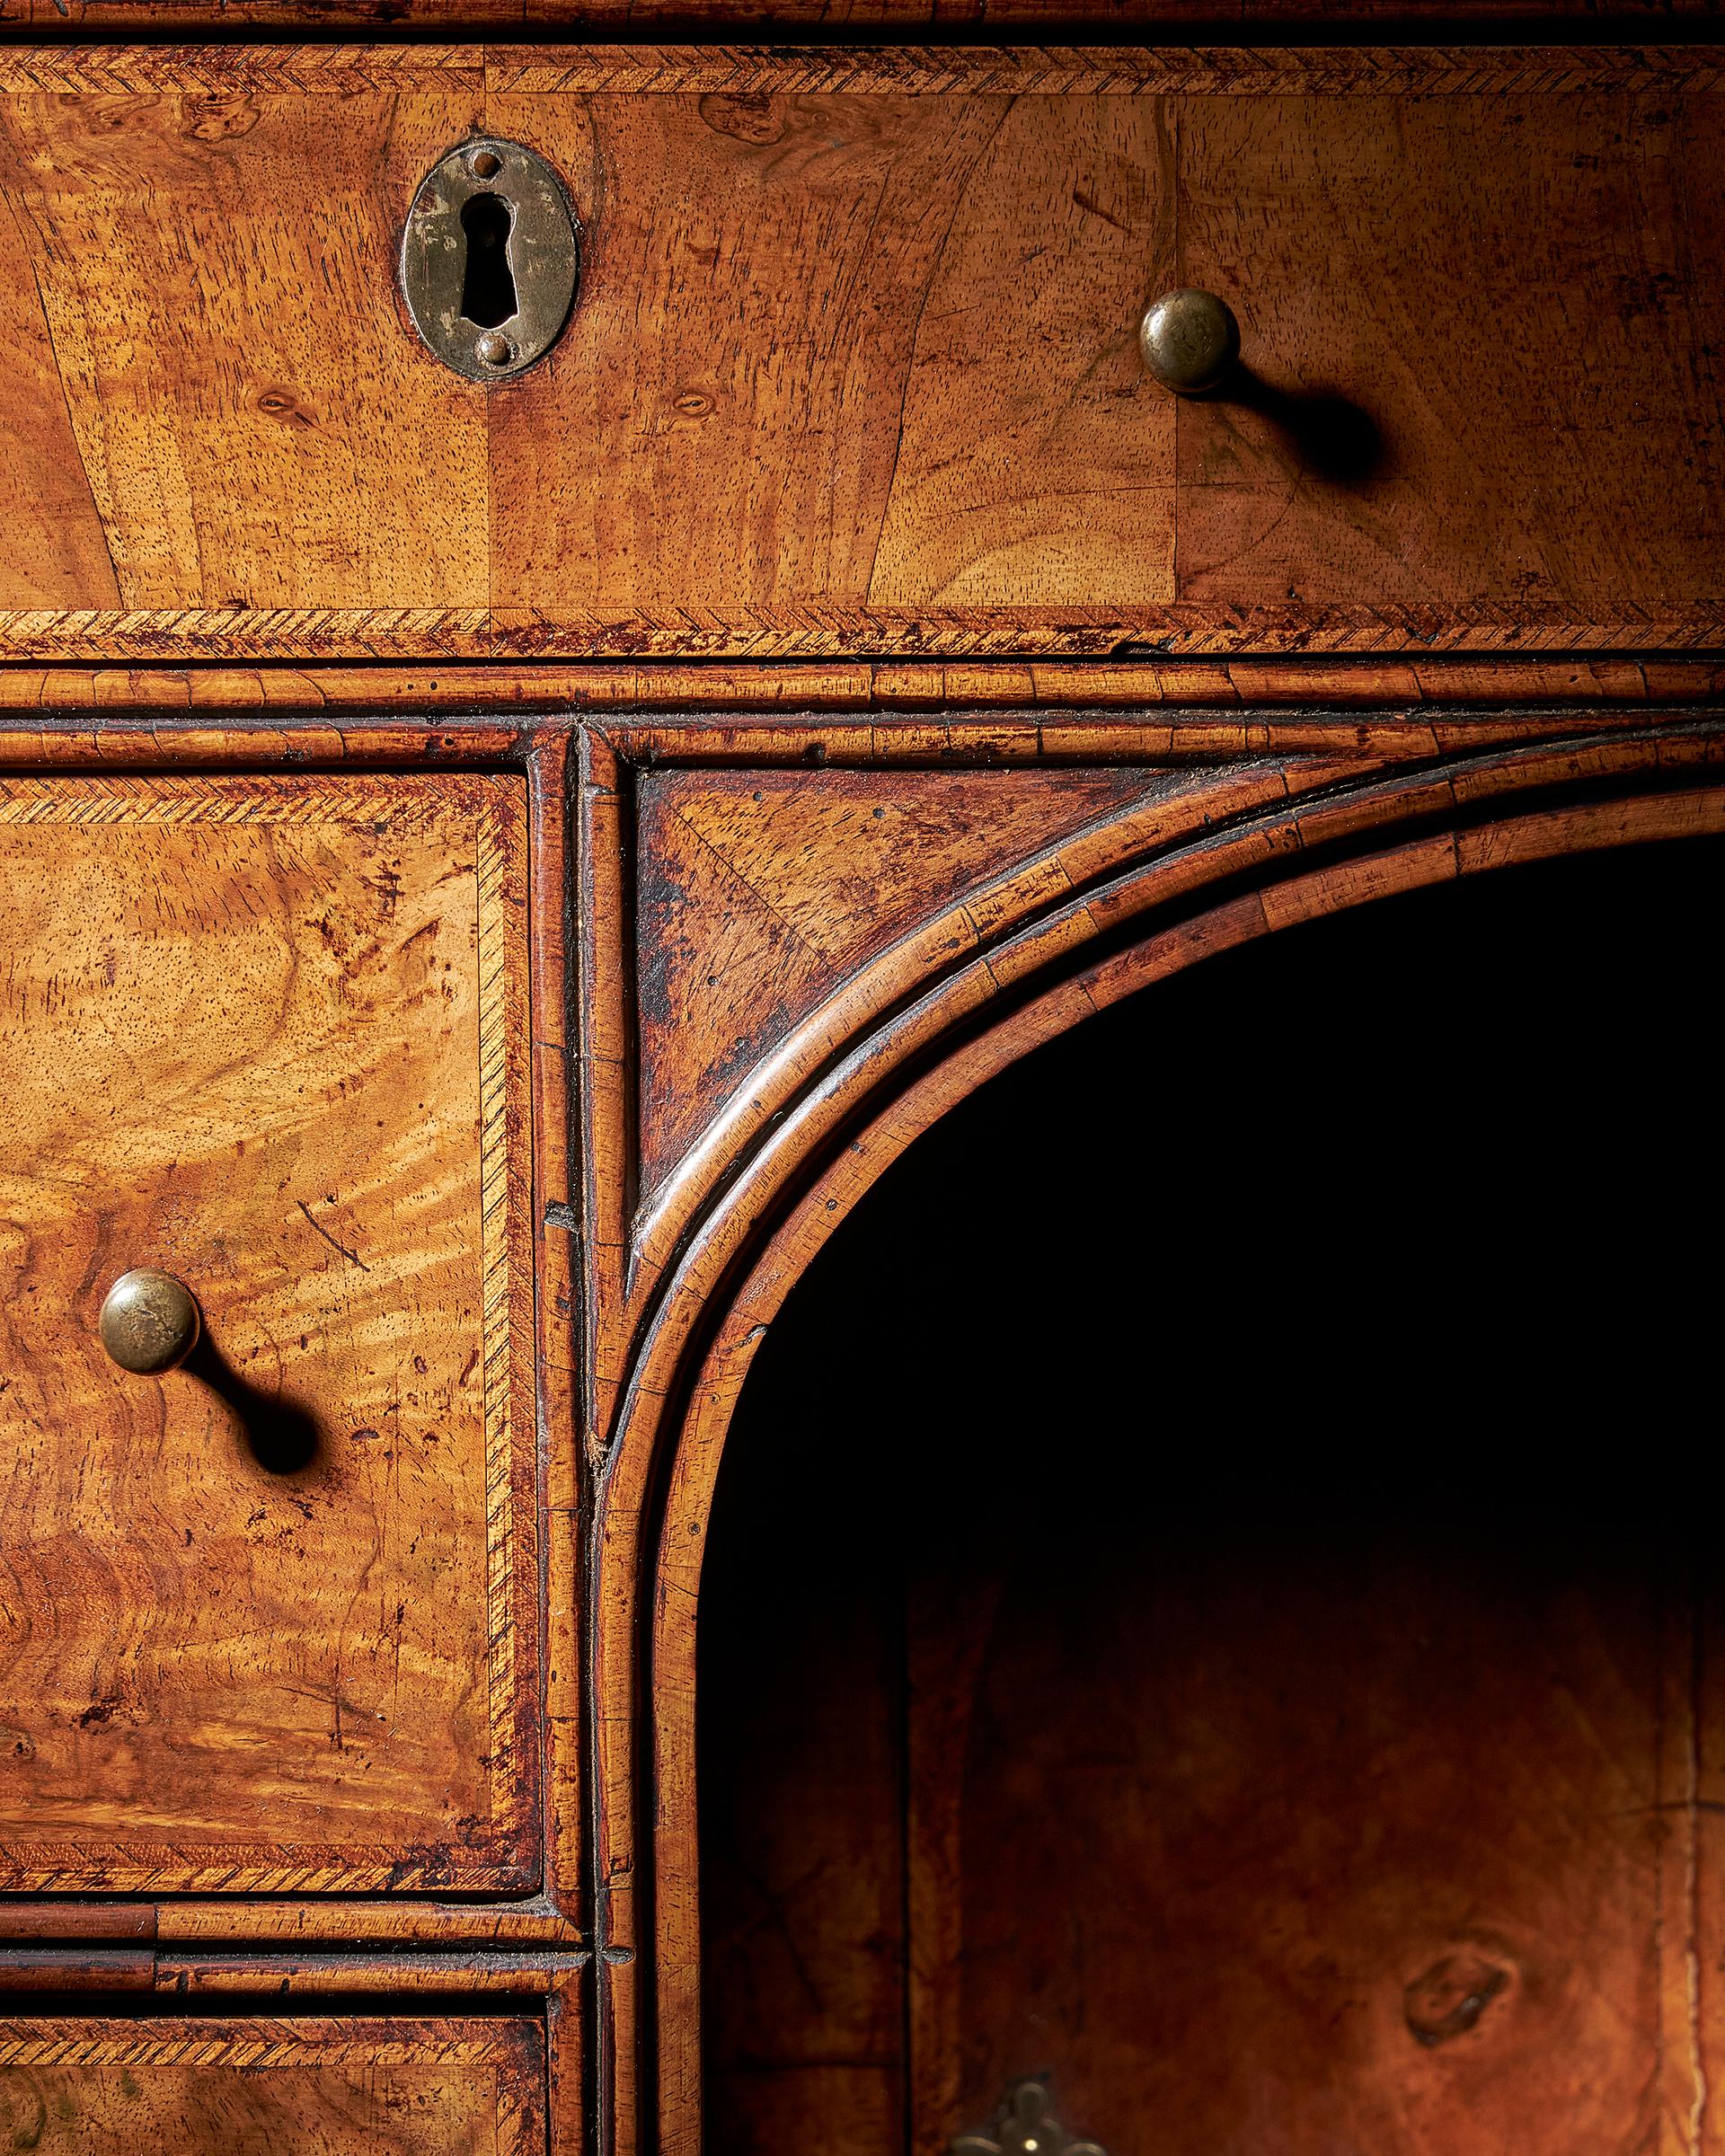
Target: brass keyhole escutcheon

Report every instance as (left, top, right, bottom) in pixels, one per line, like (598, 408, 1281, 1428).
(401, 137, 580, 383)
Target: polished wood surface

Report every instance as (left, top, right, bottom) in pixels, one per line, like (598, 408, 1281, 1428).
(0, 76, 486, 623)
(941, 1521, 1681, 2152)
(1175, 90, 1725, 611)
(595, 729, 1725, 1480)
(0, 0, 1716, 2131)
(4, 0, 1721, 23)
(489, 80, 1172, 635)
(635, 767, 1160, 1194)
(0, 2019, 545, 2152)
(1, 49, 1721, 656)
(0, 689, 1715, 2156)
(7, 655, 1725, 722)
(0, 773, 537, 1893)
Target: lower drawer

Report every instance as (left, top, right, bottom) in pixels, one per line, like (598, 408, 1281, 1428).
(0, 2019, 544, 2153)
(0, 773, 538, 1895)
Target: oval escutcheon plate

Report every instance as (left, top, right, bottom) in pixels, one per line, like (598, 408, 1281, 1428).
(401, 136, 580, 383)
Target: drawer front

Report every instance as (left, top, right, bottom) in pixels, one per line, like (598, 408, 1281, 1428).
(0, 47, 1720, 659)
(0, 2019, 544, 2152)
(1, 0, 1716, 25)
(0, 774, 536, 1893)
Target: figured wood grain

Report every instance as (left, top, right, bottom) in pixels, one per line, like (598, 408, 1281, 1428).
(625, 752, 1391, 1309)
(10, 605, 1725, 660)
(0, 1947, 582, 1993)
(5, 48, 1724, 98)
(0, 2019, 544, 2154)
(592, 746, 1725, 2155)
(0, 197, 121, 611)
(527, 735, 587, 1916)
(588, 754, 1368, 1507)
(149, 1952, 577, 1994)
(153, 1904, 582, 1943)
(1175, 92, 1725, 613)
(0, 83, 486, 616)
(4, 659, 1725, 717)
(1, 54, 1720, 658)
(4, 0, 1723, 25)
(633, 767, 1172, 1197)
(15, 608, 1725, 659)
(485, 88, 1175, 626)
(0, 773, 537, 1893)
(0, 49, 483, 95)
(1, 1903, 583, 1946)
(580, 723, 1725, 1518)
(484, 45, 1725, 95)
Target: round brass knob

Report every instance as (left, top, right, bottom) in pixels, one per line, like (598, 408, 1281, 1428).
(1138, 287, 1241, 395)
(99, 1269, 201, 1376)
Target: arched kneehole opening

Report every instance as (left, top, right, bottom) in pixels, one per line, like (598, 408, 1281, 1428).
(698, 835, 1724, 2156)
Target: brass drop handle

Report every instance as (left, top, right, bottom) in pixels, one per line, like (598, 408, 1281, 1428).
(1138, 287, 1241, 395)
(99, 1268, 201, 1376)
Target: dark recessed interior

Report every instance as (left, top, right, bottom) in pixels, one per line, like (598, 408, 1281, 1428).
(701, 833, 1723, 2156)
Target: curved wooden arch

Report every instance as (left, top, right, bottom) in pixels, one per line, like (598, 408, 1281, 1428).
(589, 733, 1725, 2156)
(600, 724, 1722, 1421)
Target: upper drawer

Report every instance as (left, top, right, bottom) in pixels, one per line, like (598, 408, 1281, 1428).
(0, 773, 537, 1895)
(1, 0, 1718, 28)
(1, 44, 1721, 659)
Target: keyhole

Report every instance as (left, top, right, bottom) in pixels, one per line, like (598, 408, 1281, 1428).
(460, 192, 518, 330)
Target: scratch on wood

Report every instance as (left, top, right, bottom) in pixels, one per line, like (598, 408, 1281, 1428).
(295, 1198, 371, 1273)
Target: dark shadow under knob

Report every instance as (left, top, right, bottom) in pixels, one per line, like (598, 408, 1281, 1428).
(99, 1268, 201, 1376)
(1139, 287, 1241, 395)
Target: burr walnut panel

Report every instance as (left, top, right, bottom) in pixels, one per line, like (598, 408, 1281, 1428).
(633, 766, 1172, 1200)
(0, 773, 536, 1894)
(0, 2019, 546, 2154)
(0, 50, 1721, 657)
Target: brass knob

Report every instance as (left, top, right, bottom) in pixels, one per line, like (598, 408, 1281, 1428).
(1138, 287, 1240, 395)
(99, 1269, 201, 1376)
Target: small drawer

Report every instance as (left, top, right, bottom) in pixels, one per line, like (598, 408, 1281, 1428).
(0, 774, 536, 1895)
(0, 45, 1720, 661)
(0, 2018, 544, 2153)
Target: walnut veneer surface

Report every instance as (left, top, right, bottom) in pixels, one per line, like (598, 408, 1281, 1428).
(0, 48, 1721, 656)
(0, 2020, 546, 2152)
(0, 694, 1719, 2156)
(0, 775, 535, 1895)
(0, 0, 1720, 2139)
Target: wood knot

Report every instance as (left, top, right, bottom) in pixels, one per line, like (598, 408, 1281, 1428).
(1404, 1949, 1512, 2047)
(182, 95, 261, 143)
(254, 386, 319, 430)
(697, 92, 785, 145)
